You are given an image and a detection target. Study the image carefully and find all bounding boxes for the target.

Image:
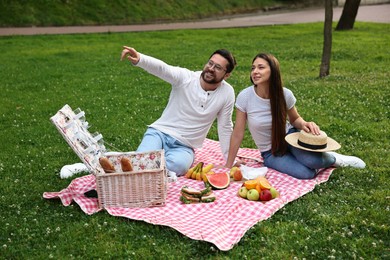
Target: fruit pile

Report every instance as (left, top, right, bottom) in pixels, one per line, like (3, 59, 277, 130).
(238, 177, 279, 202)
(184, 162, 214, 182)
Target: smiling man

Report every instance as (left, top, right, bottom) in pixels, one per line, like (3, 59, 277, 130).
(120, 46, 237, 177)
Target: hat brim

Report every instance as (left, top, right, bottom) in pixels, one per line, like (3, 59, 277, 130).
(285, 132, 341, 152)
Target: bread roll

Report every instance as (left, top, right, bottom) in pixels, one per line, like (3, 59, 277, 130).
(99, 157, 115, 173)
(120, 157, 133, 172)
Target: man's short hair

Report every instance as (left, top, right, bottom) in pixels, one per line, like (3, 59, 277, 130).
(210, 49, 237, 73)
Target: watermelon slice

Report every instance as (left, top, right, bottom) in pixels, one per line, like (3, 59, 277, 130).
(206, 172, 230, 190)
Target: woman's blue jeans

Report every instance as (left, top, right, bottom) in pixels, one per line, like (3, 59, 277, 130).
(261, 128, 336, 179)
(136, 128, 195, 176)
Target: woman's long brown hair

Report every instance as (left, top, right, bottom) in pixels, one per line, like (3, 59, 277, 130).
(251, 53, 288, 156)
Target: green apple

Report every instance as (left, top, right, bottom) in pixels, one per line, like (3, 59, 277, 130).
(246, 189, 259, 201)
(270, 187, 279, 199)
(238, 186, 248, 198)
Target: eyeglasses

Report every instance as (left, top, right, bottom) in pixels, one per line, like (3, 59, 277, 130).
(206, 60, 226, 72)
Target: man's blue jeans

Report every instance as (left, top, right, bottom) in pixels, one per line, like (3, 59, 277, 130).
(261, 128, 336, 179)
(136, 128, 194, 176)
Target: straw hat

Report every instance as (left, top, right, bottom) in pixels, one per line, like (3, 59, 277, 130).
(285, 130, 341, 152)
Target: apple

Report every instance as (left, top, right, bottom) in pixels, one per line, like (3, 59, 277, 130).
(259, 189, 272, 201)
(247, 189, 260, 201)
(229, 167, 235, 177)
(232, 168, 243, 181)
(270, 187, 279, 199)
(230, 166, 242, 181)
(238, 186, 248, 198)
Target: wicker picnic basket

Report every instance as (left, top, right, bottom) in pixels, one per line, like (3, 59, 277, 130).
(50, 104, 167, 208)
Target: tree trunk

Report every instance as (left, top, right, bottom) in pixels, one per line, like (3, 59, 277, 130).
(319, 0, 333, 78)
(336, 0, 361, 30)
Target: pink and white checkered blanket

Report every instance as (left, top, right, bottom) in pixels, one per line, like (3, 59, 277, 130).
(43, 139, 335, 251)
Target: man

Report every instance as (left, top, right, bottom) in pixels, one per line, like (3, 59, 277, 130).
(120, 46, 237, 177)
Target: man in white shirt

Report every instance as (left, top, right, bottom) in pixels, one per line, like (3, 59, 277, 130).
(120, 46, 237, 177)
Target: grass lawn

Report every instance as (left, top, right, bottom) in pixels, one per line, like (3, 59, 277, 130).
(0, 0, 286, 27)
(0, 22, 389, 259)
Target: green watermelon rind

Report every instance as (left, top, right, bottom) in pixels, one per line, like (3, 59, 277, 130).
(206, 172, 230, 190)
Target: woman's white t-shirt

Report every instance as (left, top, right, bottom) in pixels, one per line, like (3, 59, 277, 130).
(236, 86, 296, 152)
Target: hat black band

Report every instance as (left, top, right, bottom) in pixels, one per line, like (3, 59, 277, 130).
(298, 140, 327, 150)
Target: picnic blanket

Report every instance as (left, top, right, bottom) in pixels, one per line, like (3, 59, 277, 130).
(43, 139, 335, 251)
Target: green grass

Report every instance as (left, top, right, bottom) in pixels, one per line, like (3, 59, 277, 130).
(0, 22, 389, 259)
(0, 0, 288, 27)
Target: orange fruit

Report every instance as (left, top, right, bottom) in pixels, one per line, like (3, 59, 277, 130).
(256, 176, 271, 190)
(244, 180, 257, 190)
(255, 183, 262, 194)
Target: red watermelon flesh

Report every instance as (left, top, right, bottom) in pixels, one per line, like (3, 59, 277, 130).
(206, 172, 230, 190)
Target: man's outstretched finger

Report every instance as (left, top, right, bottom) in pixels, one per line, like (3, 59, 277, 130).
(120, 49, 130, 61)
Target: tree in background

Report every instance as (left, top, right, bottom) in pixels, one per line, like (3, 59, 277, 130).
(319, 0, 333, 77)
(336, 0, 361, 30)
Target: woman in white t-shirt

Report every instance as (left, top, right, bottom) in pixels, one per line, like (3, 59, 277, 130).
(225, 53, 365, 179)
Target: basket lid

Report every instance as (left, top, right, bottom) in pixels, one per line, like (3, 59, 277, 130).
(50, 104, 106, 175)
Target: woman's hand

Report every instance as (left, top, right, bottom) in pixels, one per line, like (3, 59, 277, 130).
(224, 159, 245, 169)
(288, 106, 320, 135)
(302, 121, 320, 135)
(120, 46, 140, 65)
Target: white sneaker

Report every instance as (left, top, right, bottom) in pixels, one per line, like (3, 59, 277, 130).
(327, 152, 366, 169)
(60, 163, 89, 179)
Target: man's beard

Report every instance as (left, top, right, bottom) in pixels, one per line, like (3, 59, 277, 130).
(201, 70, 224, 84)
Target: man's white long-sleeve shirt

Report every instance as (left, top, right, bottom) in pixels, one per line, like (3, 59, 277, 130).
(135, 53, 234, 160)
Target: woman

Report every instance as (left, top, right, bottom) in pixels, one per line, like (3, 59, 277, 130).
(225, 53, 365, 179)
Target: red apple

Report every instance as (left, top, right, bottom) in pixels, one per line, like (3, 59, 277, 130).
(231, 167, 243, 181)
(259, 189, 272, 201)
